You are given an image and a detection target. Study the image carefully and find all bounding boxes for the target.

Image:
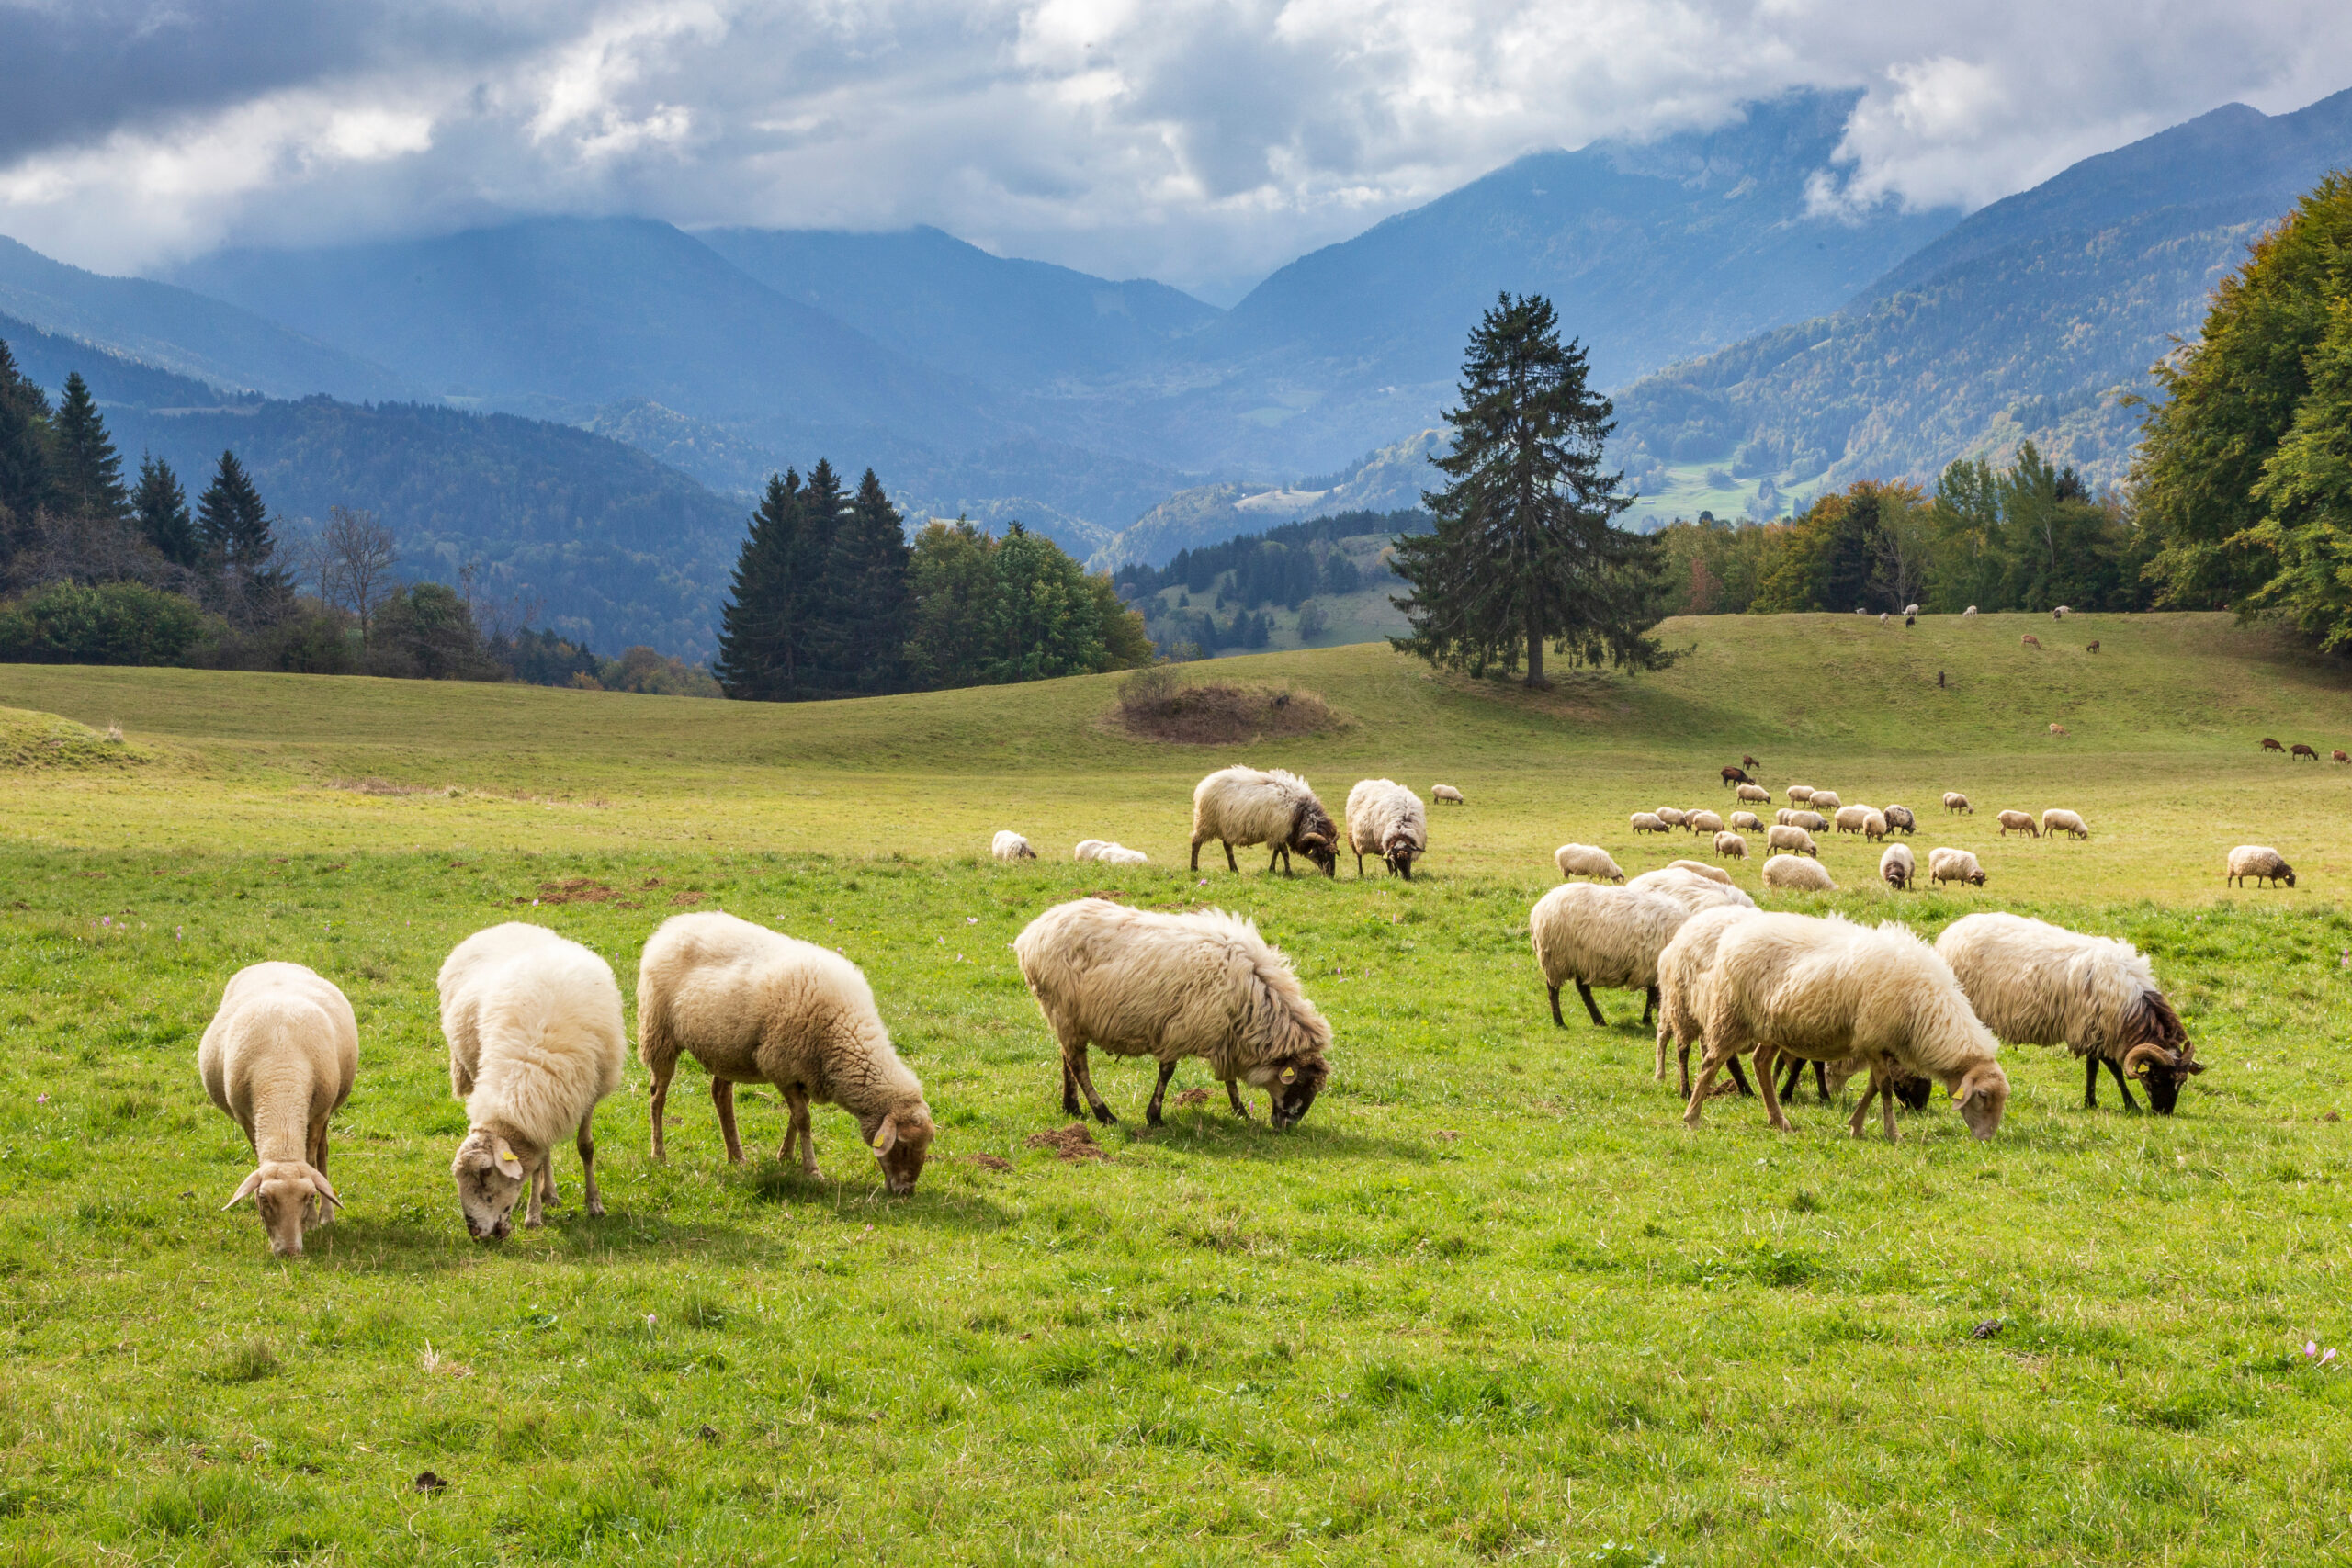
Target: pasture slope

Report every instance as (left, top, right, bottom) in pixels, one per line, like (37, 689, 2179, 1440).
(0, 612, 2348, 1565)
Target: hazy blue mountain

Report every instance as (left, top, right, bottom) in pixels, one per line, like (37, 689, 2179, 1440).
(696, 226, 1218, 389)
(3, 310, 234, 412)
(0, 236, 412, 401)
(1612, 85, 2352, 498)
(1088, 429, 1447, 570)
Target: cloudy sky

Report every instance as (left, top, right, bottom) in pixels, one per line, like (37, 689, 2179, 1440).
(2, 0, 2346, 302)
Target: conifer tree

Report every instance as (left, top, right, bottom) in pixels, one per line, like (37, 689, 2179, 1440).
(793, 459, 850, 694)
(50, 373, 129, 522)
(827, 468, 911, 694)
(130, 455, 200, 567)
(196, 449, 291, 621)
(713, 469, 801, 699)
(0, 337, 55, 525)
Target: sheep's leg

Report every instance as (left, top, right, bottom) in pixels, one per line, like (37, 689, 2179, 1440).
(1641, 985, 1658, 1030)
(712, 1078, 744, 1165)
(525, 1156, 548, 1228)
(1655, 1022, 1670, 1083)
(1848, 1076, 1878, 1139)
(2083, 1053, 2100, 1110)
(1355, 852, 1364, 876)
(1574, 981, 1607, 1026)
(1061, 1059, 1082, 1117)
(1067, 1046, 1117, 1124)
(1224, 1078, 1251, 1119)
(1777, 1055, 1804, 1102)
(646, 1054, 674, 1163)
(1190, 840, 1203, 872)
(305, 1116, 333, 1228)
(1726, 1055, 1754, 1098)
(1813, 1061, 1829, 1100)
(1147, 1059, 1178, 1126)
(2103, 1056, 2143, 1113)
(1224, 842, 1238, 873)
(1548, 985, 1566, 1028)
(577, 1107, 603, 1217)
(1755, 1047, 1791, 1133)
(1677, 1040, 1691, 1100)
(1879, 1082, 1900, 1142)
(784, 1086, 819, 1177)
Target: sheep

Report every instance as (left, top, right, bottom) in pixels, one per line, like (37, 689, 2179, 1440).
(1883, 804, 1917, 836)
(1863, 810, 1890, 841)
(1667, 859, 1735, 886)
(1905, 603, 1920, 615)
(1880, 843, 1915, 891)
(1787, 784, 1815, 804)
(2052, 605, 2070, 617)
(2335, 750, 2349, 764)
(1686, 810, 1724, 834)
(1630, 812, 1671, 835)
(1555, 843, 1627, 883)
(1653, 905, 1763, 1098)
(1097, 844, 1149, 865)
(639, 912, 935, 1192)
(1766, 824, 1819, 858)
(1630, 864, 1754, 908)
(1729, 810, 1763, 831)
(2226, 846, 2295, 888)
(1832, 804, 1874, 835)
(1347, 778, 1428, 879)
(1654, 807, 1689, 829)
(1720, 766, 1754, 788)
(1775, 809, 1826, 832)
(2049, 723, 2070, 737)
(1808, 790, 1842, 813)
(2087, 640, 2101, 654)
(992, 830, 1037, 862)
(1742, 754, 1761, 770)
(1736, 783, 1770, 805)
(1432, 784, 1465, 805)
(2021, 634, 2041, 649)
(1529, 883, 1691, 1028)
(1683, 913, 2009, 1142)
(1013, 898, 1329, 1127)
(1714, 830, 1747, 861)
(2292, 742, 2320, 761)
(1936, 912, 2203, 1114)
(1943, 792, 1973, 814)
(1074, 839, 1111, 861)
(1928, 847, 1987, 887)
(1761, 853, 1835, 891)
(199, 963, 357, 1258)
(1191, 766, 1339, 877)
(2261, 737, 2285, 752)
(1996, 810, 2040, 839)
(1964, 605, 1978, 616)
(2041, 808, 2089, 840)
(1879, 611, 1890, 625)
(439, 923, 627, 1240)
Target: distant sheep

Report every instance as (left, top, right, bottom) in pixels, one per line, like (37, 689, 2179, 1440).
(1346, 778, 1428, 879)
(1728, 810, 1763, 831)
(1191, 766, 1339, 877)
(1928, 847, 1987, 887)
(1736, 783, 1770, 805)
(1996, 810, 2040, 839)
(1943, 792, 1973, 814)
(2021, 634, 2041, 649)
(1863, 809, 1889, 841)
(1905, 603, 1920, 615)
(1528, 884, 1690, 1028)
(1807, 790, 1842, 813)
(1629, 864, 1753, 909)
(199, 962, 357, 1258)
(2261, 737, 2285, 752)
(1883, 804, 1917, 836)
(439, 924, 627, 1240)
(2049, 723, 2069, 737)
(1937, 912, 2203, 1115)
(1765, 824, 1818, 858)
(1074, 839, 1110, 861)
(992, 830, 1037, 862)
(2087, 640, 2100, 654)
(1099, 844, 1148, 864)
(639, 912, 935, 1192)
(2041, 808, 2089, 840)
(1432, 784, 1465, 805)
(1555, 843, 1626, 883)
(1776, 809, 1826, 831)
(2226, 845, 2295, 888)
(2335, 750, 2348, 764)
(1761, 853, 1834, 891)
(2052, 605, 2070, 617)
(1714, 830, 1747, 861)
(1787, 784, 1815, 804)
(1964, 605, 1978, 616)
(1654, 807, 1689, 829)
(1630, 812, 1671, 835)
(2293, 742, 2320, 761)
(1686, 809, 1724, 834)
(1880, 843, 1915, 890)
(1832, 804, 1873, 835)
(1014, 898, 1329, 1127)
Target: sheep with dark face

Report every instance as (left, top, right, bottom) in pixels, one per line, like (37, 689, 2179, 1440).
(2226, 846, 2295, 888)
(1937, 913, 2203, 1114)
(1883, 805, 1917, 835)
(1346, 778, 1428, 879)
(1191, 766, 1339, 877)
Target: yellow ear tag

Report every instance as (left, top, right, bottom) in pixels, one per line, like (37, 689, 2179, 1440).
(498, 1155, 524, 1177)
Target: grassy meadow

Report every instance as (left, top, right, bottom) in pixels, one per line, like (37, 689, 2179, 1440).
(2, 612, 2351, 1564)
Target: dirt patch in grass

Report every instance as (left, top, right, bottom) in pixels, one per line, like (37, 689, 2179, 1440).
(1107, 666, 1343, 745)
(1025, 1124, 1108, 1162)
(526, 877, 641, 908)
(334, 777, 456, 797)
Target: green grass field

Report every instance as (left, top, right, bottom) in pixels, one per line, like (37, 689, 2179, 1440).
(3, 613, 2351, 1564)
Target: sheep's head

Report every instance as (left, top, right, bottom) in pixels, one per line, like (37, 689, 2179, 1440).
(1383, 832, 1420, 880)
(1951, 1064, 2008, 1140)
(451, 1129, 527, 1241)
(1013, 842, 1036, 861)
(1249, 1054, 1328, 1129)
(1298, 832, 1338, 877)
(224, 1159, 341, 1257)
(1966, 869, 1988, 886)
(2282, 866, 2298, 887)
(868, 1104, 935, 1194)
(2120, 994, 2201, 1114)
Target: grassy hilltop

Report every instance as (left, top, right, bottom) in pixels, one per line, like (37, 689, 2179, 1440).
(2, 615, 2351, 1564)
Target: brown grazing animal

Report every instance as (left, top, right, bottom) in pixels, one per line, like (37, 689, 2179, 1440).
(2335, 750, 2348, 764)
(2049, 723, 2069, 736)
(2086, 640, 2100, 653)
(1742, 754, 1760, 770)
(2020, 634, 2041, 649)
(1720, 765, 1754, 787)
(2262, 737, 2286, 751)
(2291, 743, 2320, 761)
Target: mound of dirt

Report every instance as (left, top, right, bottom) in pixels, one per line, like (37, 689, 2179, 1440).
(1025, 1124, 1108, 1161)
(1110, 667, 1341, 744)
(526, 877, 642, 908)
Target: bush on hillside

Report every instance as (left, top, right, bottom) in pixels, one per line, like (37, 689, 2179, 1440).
(1112, 664, 1338, 744)
(0, 581, 210, 666)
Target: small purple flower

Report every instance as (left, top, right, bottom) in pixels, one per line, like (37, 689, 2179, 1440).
(99, 917, 111, 927)
(966, 916, 978, 924)
(35, 1094, 47, 1105)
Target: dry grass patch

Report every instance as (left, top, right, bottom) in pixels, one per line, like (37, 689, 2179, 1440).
(1109, 665, 1342, 744)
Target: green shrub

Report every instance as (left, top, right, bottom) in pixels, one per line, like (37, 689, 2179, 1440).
(0, 581, 209, 666)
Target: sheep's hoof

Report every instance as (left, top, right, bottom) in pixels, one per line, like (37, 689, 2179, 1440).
(587, 1199, 605, 1217)
(1091, 1107, 1119, 1126)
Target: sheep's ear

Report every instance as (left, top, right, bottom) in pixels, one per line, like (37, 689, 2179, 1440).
(492, 1137, 525, 1179)
(306, 1166, 344, 1209)
(222, 1170, 265, 1210)
(870, 1114, 899, 1156)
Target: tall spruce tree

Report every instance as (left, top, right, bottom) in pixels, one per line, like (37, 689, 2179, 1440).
(131, 455, 200, 567)
(0, 337, 55, 526)
(195, 449, 292, 621)
(1390, 294, 1662, 684)
(827, 468, 911, 694)
(792, 459, 850, 694)
(713, 469, 802, 699)
(50, 373, 129, 523)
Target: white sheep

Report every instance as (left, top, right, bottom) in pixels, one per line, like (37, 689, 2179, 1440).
(1667, 858, 1736, 886)
(1432, 784, 1465, 806)
(1832, 804, 1873, 835)
(1013, 898, 1329, 1127)
(1863, 810, 1889, 841)
(1074, 839, 1111, 861)
(1808, 790, 1842, 813)
(1761, 853, 1834, 890)
(439, 923, 627, 1240)
(1686, 810, 1724, 834)
(1629, 864, 1755, 910)
(1684, 913, 2009, 1142)
(1555, 843, 1627, 883)
(1729, 810, 1763, 831)
(1346, 778, 1429, 879)
(1905, 603, 1920, 615)
(1880, 843, 1915, 890)
(1936, 912, 2202, 1114)
(1943, 792, 1973, 814)
(1928, 847, 1987, 886)
(1883, 804, 1917, 835)
(1765, 824, 1818, 857)
(1630, 812, 1670, 835)
(1097, 843, 1150, 864)
(2041, 808, 2089, 840)
(1736, 783, 1770, 805)
(1996, 809, 2041, 839)
(1654, 807, 1689, 829)
(1785, 809, 1827, 831)
(639, 912, 935, 1192)
(1787, 784, 1815, 804)
(991, 830, 1037, 862)
(2226, 845, 2295, 888)
(1191, 766, 1340, 876)
(199, 963, 357, 1258)
(1964, 605, 1978, 617)
(1653, 905, 1765, 1098)
(1714, 830, 1747, 861)
(1529, 883, 1690, 1028)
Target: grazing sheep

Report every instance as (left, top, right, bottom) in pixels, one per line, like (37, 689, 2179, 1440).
(1630, 812, 1671, 835)
(1775, 809, 1827, 832)
(2041, 808, 2089, 840)
(1097, 844, 1149, 865)
(1905, 603, 1920, 616)
(1686, 810, 1724, 835)
(1761, 854, 1835, 891)
(1765, 825, 1819, 858)
(1191, 766, 1339, 877)
(2087, 640, 2100, 654)
(1928, 847, 1987, 887)
(2335, 750, 2348, 764)
(1346, 778, 1428, 879)
(1964, 606, 1978, 616)
(1555, 843, 1627, 883)
(199, 963, 357, 1258)
(1013, 898, 1329, 1127)
(1655, 807, 1689, 829)
(2052, 605, 2070, 618)
(1880, 843, 1915, 890)
(1714, 830, 1747, 861)
(1937, 912, 2203, 1114)
(1074, 839, 1111, 861)
(1883, 804, 1917, 836)
(439, 924, 627, 1240)
(2049, 723, 2070, 737)
(639, 913, 935, 1192)
(1729, 810, 1763, 831)
(1996, 810, 2041, 839)
(1879, 611, 1890, 625)
(1529, 884, 1690, 1028)
(2292, 742, 2320, 761)
(1943, 792, 1973, 814)
(992, 830, 1037, 862)
(1736, 783, 1770, 805)
(1721, 766, 1754, 788)
(2021, 634, 2041, 649)
(2261, 737, 2285, 752)
(1808, 790, 1842, 813)
(2226, 845, 2296, 888)
(1653, 905, 1763, 1098)
(1684, 914, 2009, 1142)
(1630, 864, 1754, 908)
(1432, 784, 1465, 805)
(1742, 754, 1760, 771)
(1787, 784, 1815, 804)
(1863, 810, 1890, 841)
(1833, 804, 1874, 835)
